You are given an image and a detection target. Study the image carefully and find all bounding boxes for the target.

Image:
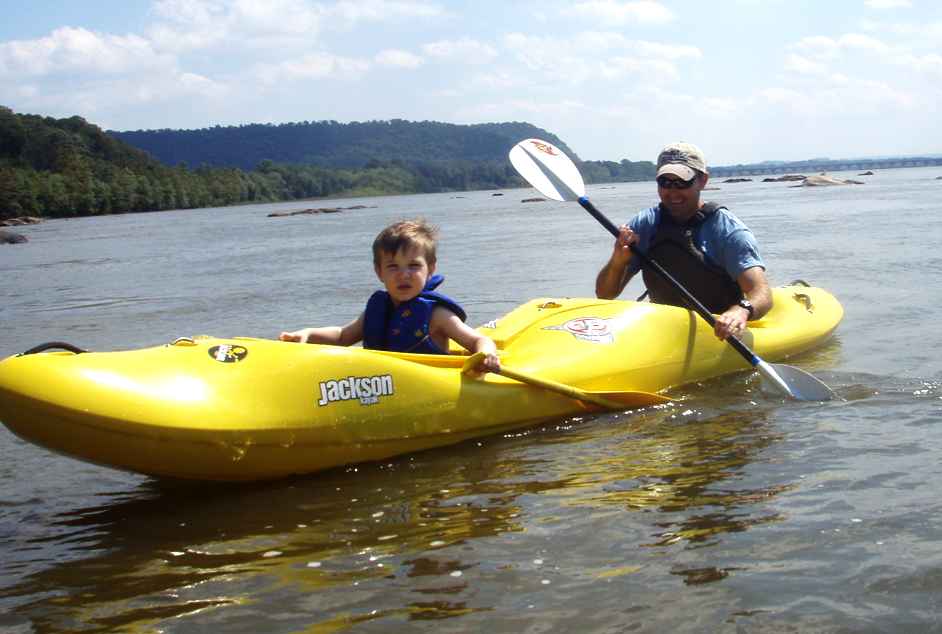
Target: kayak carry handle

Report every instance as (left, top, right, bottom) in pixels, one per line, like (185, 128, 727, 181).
(20, 342, 89, 356)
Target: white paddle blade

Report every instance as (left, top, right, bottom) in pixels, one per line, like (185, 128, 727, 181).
(769, 363, 836, 401)
(509, 138, 586, 202)
(757, 360, 835, 401)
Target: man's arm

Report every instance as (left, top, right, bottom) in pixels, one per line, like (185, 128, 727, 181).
(595, 225, 639, 299)
(713, 266, 772, 340)
(739, 266, 772, 320)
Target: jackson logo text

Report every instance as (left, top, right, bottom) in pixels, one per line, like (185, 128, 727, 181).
(318, 374, 394, 407)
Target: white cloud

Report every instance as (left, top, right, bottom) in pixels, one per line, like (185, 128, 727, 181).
(913, 53, 942, 78)
(838, 33, 891, 54)
(564, 1, 674, 25)
(602, 56, 677, 81)
(144, 0, 447, 55)
(0, 27, 170, 77)
(177, 72, 228, 96)
(8, 70, 231, 127)
(423, 38, 498, 63)
(792, 33, 892, 59)
(699, 96, 741, 118)
(255, 52, 371, 83)
(783, 53, 828, 75)
(0, 0, 456, 126)
(758, 72, 915, 118)
(502, 31, 698, 86)
(12, 84, 40, 99)
(573, 31, 700, 60)
(458, 97, 588, 123)
(125, 72, 228, 104)
(468, 70, 524, 90)
(784, 28, 942, 85)
(857, 20, 942, 70)
(326, 0, 446, 22)
(375, 49, 424, 69)
(759, 86, 811, 107)
(3, 1, 936, 161)
(630, 39, 701, 60)
(790, 35, 842, 60)
(148, 0, 322, 52)
(865, 0, 911, 8)
(864, 19, 942, 40)
(151, 0, 224, 25)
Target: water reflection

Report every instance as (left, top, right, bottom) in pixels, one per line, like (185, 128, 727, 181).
(517, 396, 791, 559)
(5, 394, 794, 630)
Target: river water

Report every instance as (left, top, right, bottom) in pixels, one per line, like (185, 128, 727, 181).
(2, 167, 941, 632)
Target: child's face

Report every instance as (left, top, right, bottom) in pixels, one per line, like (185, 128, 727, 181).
(374, 245, 435, 305)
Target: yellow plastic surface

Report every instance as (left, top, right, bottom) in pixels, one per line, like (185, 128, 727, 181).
(0, 286, 842, 480)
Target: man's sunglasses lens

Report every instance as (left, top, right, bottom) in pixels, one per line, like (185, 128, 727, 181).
(657, 176, 695, 189)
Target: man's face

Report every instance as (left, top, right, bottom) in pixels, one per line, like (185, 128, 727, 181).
(656, 172, 708, 220)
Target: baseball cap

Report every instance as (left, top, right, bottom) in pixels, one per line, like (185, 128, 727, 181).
(656, 142, 708, 180)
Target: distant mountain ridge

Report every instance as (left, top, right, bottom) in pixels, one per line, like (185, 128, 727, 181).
(109, 120, 577, 171)
(1, 107, 658, 220)
(3, 108, 605, 219)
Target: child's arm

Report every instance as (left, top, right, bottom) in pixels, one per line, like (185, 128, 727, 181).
(431, 308, 500, 373)
(280, 314, 364, 346)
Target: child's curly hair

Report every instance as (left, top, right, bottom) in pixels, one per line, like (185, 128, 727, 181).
(372, 218, 439, 267)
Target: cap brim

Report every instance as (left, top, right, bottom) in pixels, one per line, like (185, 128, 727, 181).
(656, 164, 697, 180)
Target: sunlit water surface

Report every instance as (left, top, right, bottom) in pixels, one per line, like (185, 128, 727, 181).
(1, 168, 941, 632)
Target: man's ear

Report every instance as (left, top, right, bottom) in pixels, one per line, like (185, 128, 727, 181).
(428, 261, 437, 275)
(374, 264, 383, 281)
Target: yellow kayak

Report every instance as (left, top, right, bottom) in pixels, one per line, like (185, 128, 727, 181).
(0, 285, 842, 481)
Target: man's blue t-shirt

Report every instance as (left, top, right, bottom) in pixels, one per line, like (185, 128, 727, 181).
(624, 204, 765, 280)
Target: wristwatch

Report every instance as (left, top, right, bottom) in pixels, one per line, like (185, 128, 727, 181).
(737, 299, 755, 320)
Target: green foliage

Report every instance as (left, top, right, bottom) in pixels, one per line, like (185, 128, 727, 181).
(0, 106, 27, 159)
(110, 119, 578, 171)
(0, 107, 654, 220)
(579, 158, 655, 184)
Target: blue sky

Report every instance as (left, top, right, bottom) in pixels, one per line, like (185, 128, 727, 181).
(1, 0, 939, 165)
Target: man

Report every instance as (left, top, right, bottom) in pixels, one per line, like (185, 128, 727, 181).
(595, 142, 771, 341)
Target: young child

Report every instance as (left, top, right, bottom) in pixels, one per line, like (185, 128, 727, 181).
(280, 219, 500, 373)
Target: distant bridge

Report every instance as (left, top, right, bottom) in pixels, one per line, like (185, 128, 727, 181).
(711, 156, 942, 178)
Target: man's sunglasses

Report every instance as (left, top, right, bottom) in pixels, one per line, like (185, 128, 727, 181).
(656, 176, 697, 189)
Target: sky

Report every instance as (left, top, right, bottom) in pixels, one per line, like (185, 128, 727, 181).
(1, 0, 940, 165)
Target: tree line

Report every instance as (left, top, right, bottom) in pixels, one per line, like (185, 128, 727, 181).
(0, 107, 655, 220)
(110, 119, 580, 171)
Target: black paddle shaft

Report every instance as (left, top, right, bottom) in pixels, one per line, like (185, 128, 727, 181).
(577, 196, 760, 366)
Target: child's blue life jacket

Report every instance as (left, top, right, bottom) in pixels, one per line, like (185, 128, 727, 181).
(362, 274, 467, 354)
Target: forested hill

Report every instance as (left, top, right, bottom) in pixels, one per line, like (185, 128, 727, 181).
(1, 107, 655, 220)
(110, 120, 576, 171)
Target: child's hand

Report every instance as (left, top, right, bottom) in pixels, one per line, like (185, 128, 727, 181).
(476, 352, 501, 374)
(462, 351, 500, 376)
(279, 330, 305, 343)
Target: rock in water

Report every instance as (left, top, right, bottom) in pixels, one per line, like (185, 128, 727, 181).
(0, 229, 28, 244)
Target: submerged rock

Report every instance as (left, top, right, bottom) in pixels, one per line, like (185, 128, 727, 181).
(268, 205, 375, 218)
(0, 216, 43, 226)
(791, 174, 864, 187)
(0, 229, 28, 244)
(762, 174, 807, 182)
